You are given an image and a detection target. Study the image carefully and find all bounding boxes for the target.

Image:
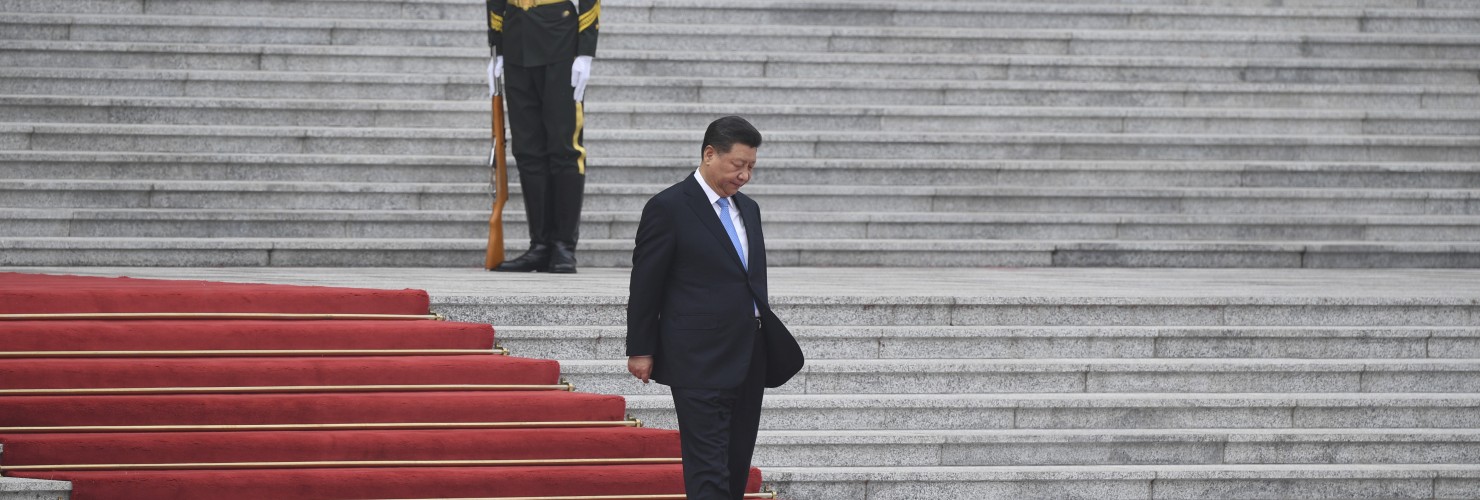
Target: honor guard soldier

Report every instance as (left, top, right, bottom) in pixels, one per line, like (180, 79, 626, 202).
(486, 0, 600, 273)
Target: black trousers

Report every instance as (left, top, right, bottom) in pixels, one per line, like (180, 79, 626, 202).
(669, 325, 767, 500)
(504, 61, 586, 246)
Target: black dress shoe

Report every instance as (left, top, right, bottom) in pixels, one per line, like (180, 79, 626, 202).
(547, 241, 577, 274)
(493, 243, 552, 272)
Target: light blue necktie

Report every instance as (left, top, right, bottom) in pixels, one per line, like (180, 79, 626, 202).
(716, 198, 746, 271)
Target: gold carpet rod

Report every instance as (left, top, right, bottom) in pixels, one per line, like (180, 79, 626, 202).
(363, 493, 778, 500)
(0, 348, 507, 358)
(0, 312, 443, 321)
(0, 420, 641, 434)
(0, 383, 574, 397)
(1, 457, 682, 473)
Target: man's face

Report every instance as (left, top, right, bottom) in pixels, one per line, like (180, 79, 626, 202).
(700, 144, 756, 198)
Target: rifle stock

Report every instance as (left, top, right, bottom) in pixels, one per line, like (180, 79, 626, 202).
(484, 94, 509, 270)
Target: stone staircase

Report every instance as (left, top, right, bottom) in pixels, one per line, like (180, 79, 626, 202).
(429, 268, 1480, 499)
(3, 0, 1480, 267)
(7, 266, 1478, 499)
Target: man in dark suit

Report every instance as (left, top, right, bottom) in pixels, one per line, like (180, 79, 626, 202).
(626, 116, 804, 500)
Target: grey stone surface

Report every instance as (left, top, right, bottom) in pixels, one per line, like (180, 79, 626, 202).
(12, 237, 1480, 268)
(8, 0, 1480, 492)
(571, 358, 1480, 395)
(0, 477, 71, 500)
(763, 465, 1480, 500)
(15, 266, 1480, 301)
(1436, 476, 1480, 499)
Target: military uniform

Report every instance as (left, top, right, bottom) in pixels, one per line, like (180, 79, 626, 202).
(487, 0, 600, 273)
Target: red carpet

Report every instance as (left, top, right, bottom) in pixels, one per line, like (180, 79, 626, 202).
(0, 273, 764, 499)
(1, 320, 496, 353)
(0, 392, 626, 427)
(0, 356, 561, 389)
(0, 272, 429, 314)
(19, 465, 762, 500)
(1, 428, 681, 466)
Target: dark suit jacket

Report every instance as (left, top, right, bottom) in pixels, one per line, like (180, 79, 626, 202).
(626, 173, 803, 389)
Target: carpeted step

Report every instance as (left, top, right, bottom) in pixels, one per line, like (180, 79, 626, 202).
(0, 428, 680, 467)
(10, 465, 762, 500)
(0, 273, 429, 315)
(0, 355, 559, 391)
(0, 319, 494, 354)
(0, 392, 627, 428)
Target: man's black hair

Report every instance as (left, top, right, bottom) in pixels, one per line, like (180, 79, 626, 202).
(701, 116, 762, 157)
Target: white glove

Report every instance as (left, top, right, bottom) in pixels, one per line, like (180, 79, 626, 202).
(487, 56, 503, 96)
(571, 55, 592, 102)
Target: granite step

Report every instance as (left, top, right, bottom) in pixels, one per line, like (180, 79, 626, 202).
(11, 206, 1480, 242)
(603, 1, 1480, 35)
(7, 237, 1480, 268)
(432, 292, 1480, 327)
(4, 0, 1476, 22)
(7, 68, 1477, 111)
(8, 96, 1480, 137)
(749, 429, 1480, 467)
(599, 26, 1480, 60)
(2, 151, 1477, 189)
(8, 0, 1478, 30)
(0, 0, 479, 19)
(10, 180, 1480, 216)
(9, 41, 1480, 85)
(495, 325, 1480, 361)
(0, 477, 70, 500)
(560, 359, 1480, 397)
(6, 124, 1478, 162)
(760, 464, 1480, 500)
(7, 13, 1480, 61)
(623, 393, 1480, 431)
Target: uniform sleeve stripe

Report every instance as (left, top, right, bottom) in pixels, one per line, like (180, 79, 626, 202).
(578, 1, 600, 31)
(489, 12, 504, 31)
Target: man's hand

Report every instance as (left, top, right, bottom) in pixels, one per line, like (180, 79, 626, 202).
(571, 55, 592, 101)
(487, 56, 503, 96)
(627, 355, 652, 384)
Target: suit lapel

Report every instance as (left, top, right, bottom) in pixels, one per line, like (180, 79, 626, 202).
(683, 174, 747, 272)
(737, 193, 762, 271)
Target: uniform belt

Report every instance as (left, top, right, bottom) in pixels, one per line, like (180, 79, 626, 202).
(511, 0, 568, 10)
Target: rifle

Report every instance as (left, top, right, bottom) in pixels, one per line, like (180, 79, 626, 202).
(483, 80, 509, 270)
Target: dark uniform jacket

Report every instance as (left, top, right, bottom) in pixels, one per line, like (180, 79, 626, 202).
(487, 0, 600, 67)
(626, 174, 805, 390)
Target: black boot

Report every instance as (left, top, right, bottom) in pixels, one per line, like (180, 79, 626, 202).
(548, 241, 577, 274)
(493, 173, 552, 272)
(494, 242, 551, 272)
(547, 173, 585, 273)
